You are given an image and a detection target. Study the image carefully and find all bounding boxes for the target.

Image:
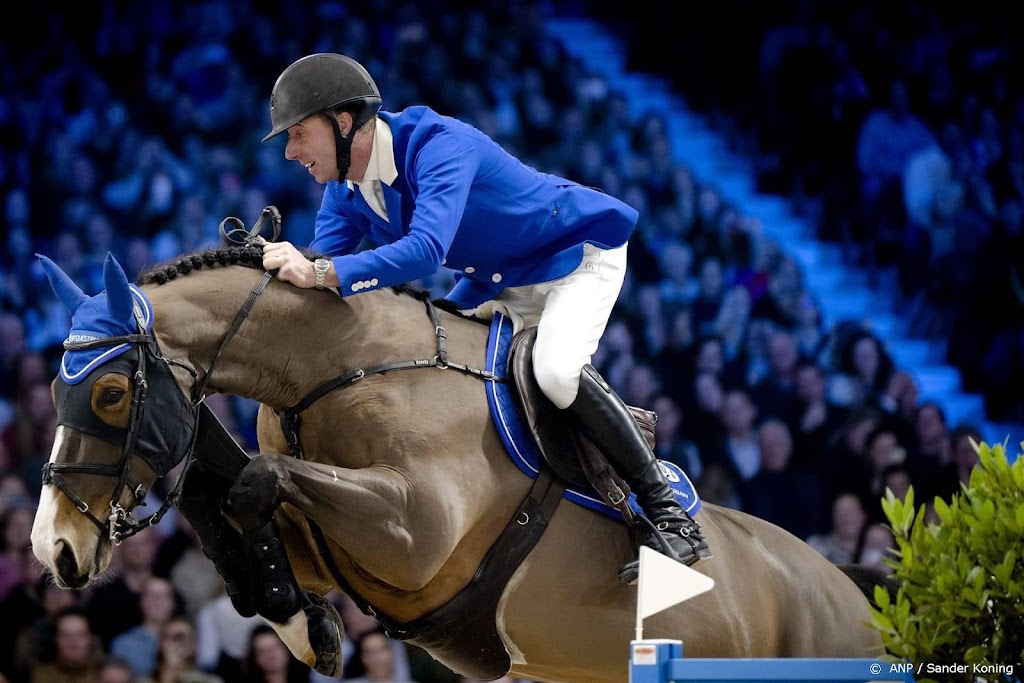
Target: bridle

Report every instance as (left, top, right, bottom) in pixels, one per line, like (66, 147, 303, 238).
(43, 207, 281, 544)
(44, 205, 502, 544)
(45, 322, 201, 543)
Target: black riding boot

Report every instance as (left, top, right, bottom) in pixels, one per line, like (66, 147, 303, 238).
(567, 365, 711, 579)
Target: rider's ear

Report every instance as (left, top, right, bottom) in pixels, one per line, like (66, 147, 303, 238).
(336, 110, 354, 138)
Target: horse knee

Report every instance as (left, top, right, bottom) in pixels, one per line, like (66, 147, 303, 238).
(532, 352, 581, 410)
(229, 453, 289, 522)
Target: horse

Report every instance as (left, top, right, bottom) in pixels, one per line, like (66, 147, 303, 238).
(30, 240, 885, 683)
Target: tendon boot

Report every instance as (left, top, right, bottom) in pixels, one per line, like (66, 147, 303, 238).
(201, 535, 256, 617)
(247, 520, 302, 623)
(567, 365, 711, 583)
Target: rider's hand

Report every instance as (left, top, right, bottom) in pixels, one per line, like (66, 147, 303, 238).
(261, 241, 315, 288)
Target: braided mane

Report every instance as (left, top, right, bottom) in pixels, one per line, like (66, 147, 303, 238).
(134, 244, 471, 318)
(136, 245, 267, 285)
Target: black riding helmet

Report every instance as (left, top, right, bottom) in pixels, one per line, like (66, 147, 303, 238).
(262, 53, 383, 181)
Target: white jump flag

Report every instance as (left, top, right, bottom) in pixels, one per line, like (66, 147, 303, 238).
(635, 545, 715, 641)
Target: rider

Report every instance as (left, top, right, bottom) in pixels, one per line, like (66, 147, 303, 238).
(258, 53, 711, 574)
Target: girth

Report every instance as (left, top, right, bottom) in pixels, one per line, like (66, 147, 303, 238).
(309, 466, 564, 681)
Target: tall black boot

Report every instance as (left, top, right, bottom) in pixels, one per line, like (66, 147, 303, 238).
(567, 365, 711, 579)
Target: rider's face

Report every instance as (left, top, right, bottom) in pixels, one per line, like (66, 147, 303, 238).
(284, 115, 337, 184)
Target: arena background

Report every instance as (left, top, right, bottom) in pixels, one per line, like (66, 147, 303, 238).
(1, 2, 1021, 682)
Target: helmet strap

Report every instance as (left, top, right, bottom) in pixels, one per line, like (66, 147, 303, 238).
(324, 111, 354, 182)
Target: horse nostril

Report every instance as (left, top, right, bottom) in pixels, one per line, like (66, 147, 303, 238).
(55, 541, 82, 585)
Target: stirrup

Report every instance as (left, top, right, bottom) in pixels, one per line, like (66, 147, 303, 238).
(617, 516, 711, 585)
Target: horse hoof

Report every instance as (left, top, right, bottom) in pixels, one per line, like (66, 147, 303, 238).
(303, 592, 344, 678)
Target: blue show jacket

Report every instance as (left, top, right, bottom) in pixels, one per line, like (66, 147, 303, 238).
(311, 106, 639, 309)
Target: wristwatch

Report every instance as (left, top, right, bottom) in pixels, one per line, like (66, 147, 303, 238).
(313, 258, 330, 290)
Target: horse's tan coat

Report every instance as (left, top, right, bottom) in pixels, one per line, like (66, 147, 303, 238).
(34, 264, 884, 683)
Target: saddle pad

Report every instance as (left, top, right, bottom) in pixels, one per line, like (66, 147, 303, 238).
(484, 312, 701, 521)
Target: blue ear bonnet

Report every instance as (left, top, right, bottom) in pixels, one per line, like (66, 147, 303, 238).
(37, 253, 155, 385)
(60, 287, 154, 384)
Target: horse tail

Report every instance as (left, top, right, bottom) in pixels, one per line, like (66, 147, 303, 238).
(838, 563, 901, 607)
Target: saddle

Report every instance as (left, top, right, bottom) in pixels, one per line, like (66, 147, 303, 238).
(505, 327, 657, 525)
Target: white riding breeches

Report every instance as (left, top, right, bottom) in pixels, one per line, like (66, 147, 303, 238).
(487, 242, 628, 409)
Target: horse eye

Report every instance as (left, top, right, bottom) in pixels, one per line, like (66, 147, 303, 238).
(100, 388, 126, 406)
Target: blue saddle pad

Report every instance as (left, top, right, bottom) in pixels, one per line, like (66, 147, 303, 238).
(483, 312, 701, 522)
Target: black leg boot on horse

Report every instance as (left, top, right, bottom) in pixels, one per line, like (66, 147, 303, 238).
(567, 365, 712, 584)
(229, 454, 344, 677)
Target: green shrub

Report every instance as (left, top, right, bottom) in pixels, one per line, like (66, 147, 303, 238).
(871, 441, 1024, 682)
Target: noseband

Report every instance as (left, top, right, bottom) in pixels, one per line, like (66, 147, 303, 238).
(46, 322, 201, 543)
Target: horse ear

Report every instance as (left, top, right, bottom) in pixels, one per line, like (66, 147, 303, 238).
(102, 252, 136, 324)
(36, 253, 89, 313)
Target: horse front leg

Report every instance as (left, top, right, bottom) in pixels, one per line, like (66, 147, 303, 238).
(176, 462, 259, 618)
(228, 452, 343, 677)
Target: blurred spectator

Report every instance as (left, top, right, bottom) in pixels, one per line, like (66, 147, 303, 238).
(28, 607, 101, 683)
(854, 523, 897, 576)
(85, 528, 177, 648)
(906, 401, 958, 502)
(749, 328, 802, 426)
(829, 329, 896, 410)
(824, 406, 885, 503)
(720, 387, 763, 479)
(861, 425, 910, 521)
(143, 617, 222, 683)
(317, 596, 413, 683)
(740, 419, 824, 538)
(0, 548, 47, 682)
(949, 423, 983, 486)
(855, 80, 937, 253)
(97, 656, 138, 683)
(0, 505, 32, 600)
(6, 573, 84, 683)
(241, 625, 309, 683)
(806, 492, 868, 565)
(690, 257, 726, 335)
(710, 285, 752, 364)
(651, 395, 702, 480)
(0, 472, 32, 513)
(110, 577, 181, 679)
(791, 361, 849, 475)
(682, 371, 727, 463)
(344, 629, 415, 683)
(195, 585, 264, 682)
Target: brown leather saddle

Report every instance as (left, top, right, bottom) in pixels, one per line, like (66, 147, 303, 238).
(505, 326, 658, 525)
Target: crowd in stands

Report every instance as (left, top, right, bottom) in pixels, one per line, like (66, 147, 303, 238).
(596, 0, 1024, 424)
(0, 1, 1008, 682)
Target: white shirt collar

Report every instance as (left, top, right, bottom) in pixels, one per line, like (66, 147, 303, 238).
(358, 117, 397, 186)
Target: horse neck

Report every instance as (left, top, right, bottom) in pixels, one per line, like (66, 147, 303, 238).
(145, 268, 428, 409)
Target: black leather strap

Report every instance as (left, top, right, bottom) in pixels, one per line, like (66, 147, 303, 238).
(279, 297, 502, 459)
(308, 466, 565, 681)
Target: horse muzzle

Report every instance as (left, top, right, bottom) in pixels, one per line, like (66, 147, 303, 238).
(31, 487, 113, 588)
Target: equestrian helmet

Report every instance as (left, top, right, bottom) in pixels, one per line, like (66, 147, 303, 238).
(262, 53, 382, 142)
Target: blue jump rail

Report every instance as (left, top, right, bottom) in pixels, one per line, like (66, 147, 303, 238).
(630, 640, 916, 683)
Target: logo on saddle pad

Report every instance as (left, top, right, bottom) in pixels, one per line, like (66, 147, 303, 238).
(483, 312, 700, 519)
(659, 462, 680, 484)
